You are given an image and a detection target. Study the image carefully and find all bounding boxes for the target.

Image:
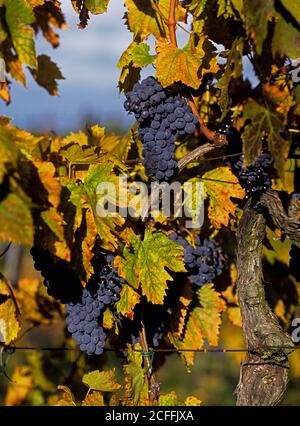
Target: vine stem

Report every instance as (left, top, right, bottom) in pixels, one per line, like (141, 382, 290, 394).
(139, 321, 160, 403)
(168, 0, 177, 46)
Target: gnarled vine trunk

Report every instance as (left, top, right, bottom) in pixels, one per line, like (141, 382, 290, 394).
(235, 191, 299, 405)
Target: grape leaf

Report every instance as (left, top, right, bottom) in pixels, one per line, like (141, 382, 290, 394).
(0, 125, 18, 183)
(31, 160, 71, 261)
(85, 0, 110, 14)
(124, 0, 186, 42)
(243, 0, 275, 55)
(242, 101, 291, 180)
(63, 131, 88, 147)
(68, 163, 124, 251)
(185, 396, 202, 406)
(215, 38, 243, 114)
(29, 55, 65, 96)
(123, 344, 148, 404)
(82, 391, 104, 406)
(273, 18, 300, 58)
(131, 42, 156, 67)
(185, 0, 207, 17)
(116, 284, 140, 319)
(0, 193, 33, 246)
(98, 133, 134, 162)
(59, 144, 98, 164)
(5, 366, 33, 406)
(115, 228, 186, 304)
(169, 284, 225, 366)
(156, 41, 204, 89)
(158, 392, 182, 406)
(201, 167, 245, 229)
(16, 278, 59, 326)
(5, 0, 37, 68)
(83, 369, 121, 392)
(279, 0, 300, 21)
(0, 273, 20, 345)
(55, 385, 76, 406)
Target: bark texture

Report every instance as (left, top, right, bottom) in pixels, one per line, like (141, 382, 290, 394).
(235, 197, 296, 406)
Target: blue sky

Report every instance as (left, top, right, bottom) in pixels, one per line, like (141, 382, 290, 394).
(1, 0, 257, 134)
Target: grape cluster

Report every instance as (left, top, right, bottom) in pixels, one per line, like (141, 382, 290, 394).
(124, 76, 198, 181)
(169, 233, 224, 286)
(231, 153, 272, 197)
(30, 245, 82, 304)
(218, 123, 272, 198)
(66, 255, 124, 355)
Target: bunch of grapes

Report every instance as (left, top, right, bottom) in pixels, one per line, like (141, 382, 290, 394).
(231, 152, 272, 197)
(218, 122, 272, 198)
(66, 255, 124, 355)
(169, 233, 224, 286)
(30, 245, 82, 304)
(124, 76, 198, 181)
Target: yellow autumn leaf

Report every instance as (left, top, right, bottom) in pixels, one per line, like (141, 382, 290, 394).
(201, 166, 245, 229)
(116, 285, 140, 319)
(156, 41, 203, 89)
(82, 391, 104, 406)
(0, 273, 20, 344)
(5, 366, 33, 406)
(83, 369, 121, 392)
(169, 284, 226, 366)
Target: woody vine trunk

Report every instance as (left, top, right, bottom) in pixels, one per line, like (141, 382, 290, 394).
(235, 192, 298, 406)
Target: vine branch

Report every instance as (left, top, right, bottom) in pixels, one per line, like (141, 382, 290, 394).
(259, 189, 300, 248)
(235, 200, 294, 406)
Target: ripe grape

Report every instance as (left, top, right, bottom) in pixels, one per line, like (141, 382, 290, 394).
(124, 77, 198, 181)
(169, 233, 224, 286)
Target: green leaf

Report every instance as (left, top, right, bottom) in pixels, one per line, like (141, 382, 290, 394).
(185, 0, 207, 17)
(159, 392, 182, 406)
(85, 0, 110, 14)
(215, 38, 243, 114)
(123, 344, 148, 404)
(0, 125, 19, 183)
(5, 0, 37, 68)
(117, 42, 155, 92)
(29, 55, 65, 96)
(115, 228, 186, 304)
(244, 0, 275, 55)
(131, 42, 156, 67)
(83, 370, 121, 392)
(116, 285, 140, 319)
(0, 193, 33, 246)
(273, 18, 300, 58)
(68, 163, 124, 251)
(279, 0, 300, 21)
(242, 101, 291, 180)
